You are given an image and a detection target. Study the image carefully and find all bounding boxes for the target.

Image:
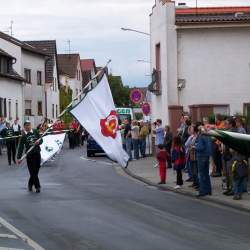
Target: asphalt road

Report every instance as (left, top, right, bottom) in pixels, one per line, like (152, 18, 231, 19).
(0, 145, 250, 250)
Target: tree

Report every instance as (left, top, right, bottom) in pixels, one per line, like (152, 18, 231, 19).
(108, 74, 131, 107)
(59, 86, 73, 127)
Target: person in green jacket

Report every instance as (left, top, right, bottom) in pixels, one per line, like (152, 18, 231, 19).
(17, 120, 43, 193)
(0, 122, 16, 166)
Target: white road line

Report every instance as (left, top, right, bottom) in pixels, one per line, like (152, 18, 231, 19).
(0, 248, 25, 250)
(80, 156, 114, 166)
(0, 234, 18, 239)
(0, 217, 45, 250)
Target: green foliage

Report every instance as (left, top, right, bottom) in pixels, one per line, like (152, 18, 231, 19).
(135, 113, 143, 120)
(60, 86, 73, 127)
(108, 74, 132, 107)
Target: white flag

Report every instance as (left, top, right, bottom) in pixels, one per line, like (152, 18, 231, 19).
(40, 133, 66, 165)
(70, 74, 129, 167)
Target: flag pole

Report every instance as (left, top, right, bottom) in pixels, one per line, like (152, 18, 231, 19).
(18, 59, 112, 162)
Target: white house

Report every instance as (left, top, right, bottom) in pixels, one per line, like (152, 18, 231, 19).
(0, 31, 47, 126)
(149, 1, 250, 132)
(0, 48, 24, 122)
(24, 40, 60, 122)
(58, 54, 82, 101)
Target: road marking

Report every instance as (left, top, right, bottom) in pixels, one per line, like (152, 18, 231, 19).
(0, 234, 18, 239)
(0, 217, 45, 250)
(0, 248, 25, 250)
(80, 156, 113, 166)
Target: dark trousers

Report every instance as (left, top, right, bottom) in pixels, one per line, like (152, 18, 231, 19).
(27, 152, 41, 189)
(132, 139, 139, 160)
(139, 138, 146, 157)
(6, 141, 16, 165)
(191, 160, 199, 187)
(68, 132, 75, 149)
(176, 169, 183, 186)
(197, 156, 212, 195)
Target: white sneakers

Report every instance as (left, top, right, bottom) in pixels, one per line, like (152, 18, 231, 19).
(174, 185, 182, 189)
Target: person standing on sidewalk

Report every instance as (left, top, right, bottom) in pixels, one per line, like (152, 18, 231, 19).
(124, 119, 132, 160)
(164, 125, 173, 169)
(157, 144, 169, 184)
(17, 121, 43, 193)
(195, 125, 213, 197)
(0, 122, 16, 166)
(172, 136, 186, 189)
(139, 121, 149, 158)
(131, 120, 140, 160)
(232, 154, 248, 200)
(222, 118, 237, 196)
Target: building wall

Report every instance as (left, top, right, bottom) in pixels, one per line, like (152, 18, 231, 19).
(46, 55, 60, 121)
(177, 27, 250, 115)
(150, 1, 178, 125)
(22, 51, 46, 127)
(0, 78, 23, 122)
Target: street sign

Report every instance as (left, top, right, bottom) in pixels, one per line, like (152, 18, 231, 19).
(141, 102, 150, 116)
(130, 89, 144, 104)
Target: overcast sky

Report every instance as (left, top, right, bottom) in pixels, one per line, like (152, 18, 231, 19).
(1, 0, 250, 87)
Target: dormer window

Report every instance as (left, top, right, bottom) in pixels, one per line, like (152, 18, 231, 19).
(0, 56, 12, 74)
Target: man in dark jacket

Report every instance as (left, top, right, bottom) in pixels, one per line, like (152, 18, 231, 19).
(0, 122, 16, 165)
(17, 121, 43, 193)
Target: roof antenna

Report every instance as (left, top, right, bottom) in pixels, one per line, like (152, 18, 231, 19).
(196, 0, 198, 15)
(67, 39, 71, 55)
(10, 20, 14, 36)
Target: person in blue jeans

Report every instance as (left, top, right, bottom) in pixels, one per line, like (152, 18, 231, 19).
(131, 121, 140, 160)
(195, 124, 213, 197)
(232, 155, 248, 200)
(124, 120, 132, 160)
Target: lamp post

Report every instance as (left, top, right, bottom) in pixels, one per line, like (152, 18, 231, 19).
(121, 27, 150, 36)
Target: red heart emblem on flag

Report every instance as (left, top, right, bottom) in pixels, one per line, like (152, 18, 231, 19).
(100, 110, 118, 139)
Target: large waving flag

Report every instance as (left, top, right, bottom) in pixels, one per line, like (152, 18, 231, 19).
(40, 133, 66, 165)
(70, 74, 129, 167)
(207, 129, 250, 157)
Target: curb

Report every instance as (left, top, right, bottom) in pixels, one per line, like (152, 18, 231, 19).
(123, 167, 250, 213)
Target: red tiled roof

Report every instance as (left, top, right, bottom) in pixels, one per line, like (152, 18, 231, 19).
(176, 6, 250, 15)
(80, 59, 96, 72)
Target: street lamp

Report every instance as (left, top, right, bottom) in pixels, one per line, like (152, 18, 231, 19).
(121, 27, 150, 36)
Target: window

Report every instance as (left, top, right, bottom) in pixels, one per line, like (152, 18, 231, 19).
(0, 57, 11, 74)
(8, 100, 11, 120)
(156, 43, 161, 71)
(37, 71, 42, 85)
(52, 104, 55, 119)
(56, 104, 58, 118)
(37, 101, 43, 116)
(15, 101, 18, 120)
(24, 68, 31, 83)
(25, 100, 32, 116)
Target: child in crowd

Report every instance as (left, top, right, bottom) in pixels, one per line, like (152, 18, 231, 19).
(232, 154, 248, 200)
(156, 144, 170, 184)
(172, 136, 186, 189)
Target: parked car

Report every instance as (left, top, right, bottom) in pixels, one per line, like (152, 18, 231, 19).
(87, 136, 105, 157)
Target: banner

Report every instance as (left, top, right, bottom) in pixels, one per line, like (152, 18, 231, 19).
(40, 133, 66, 165)
(70, 74, 129, 167)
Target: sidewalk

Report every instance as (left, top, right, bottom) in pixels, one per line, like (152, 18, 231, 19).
(125, 157, 250, 212)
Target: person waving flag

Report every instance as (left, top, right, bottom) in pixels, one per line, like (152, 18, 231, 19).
(70, 73, 129, 167)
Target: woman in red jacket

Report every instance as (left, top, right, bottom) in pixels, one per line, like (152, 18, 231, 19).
(157, 144, 170, 184)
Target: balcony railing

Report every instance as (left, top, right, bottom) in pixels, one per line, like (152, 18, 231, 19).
(148, 69, 161, 95)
